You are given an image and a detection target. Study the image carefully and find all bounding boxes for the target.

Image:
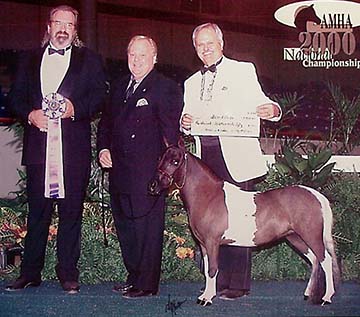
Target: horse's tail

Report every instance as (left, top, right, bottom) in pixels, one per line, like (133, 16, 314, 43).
(310, 263, 326, 304)
(329, 245, 341, 292)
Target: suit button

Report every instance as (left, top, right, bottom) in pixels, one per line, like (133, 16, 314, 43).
(131, 134, 136, 139)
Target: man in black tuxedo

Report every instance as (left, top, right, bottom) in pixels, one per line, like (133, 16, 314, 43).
(97, 35, 182, 298)
(6, 5, 107, 293)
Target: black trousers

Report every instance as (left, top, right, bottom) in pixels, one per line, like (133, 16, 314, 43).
(200, 137, 265, 291)
(21, 164, 89, 282)
(110, 193, 165, 292)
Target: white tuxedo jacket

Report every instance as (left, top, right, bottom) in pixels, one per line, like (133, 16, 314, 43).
(182, 56, 281, 182)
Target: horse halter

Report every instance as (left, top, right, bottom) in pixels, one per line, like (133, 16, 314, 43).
(158, 151, 187, 189)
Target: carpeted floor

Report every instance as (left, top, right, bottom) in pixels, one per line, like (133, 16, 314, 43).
(0, 280, 359, 316)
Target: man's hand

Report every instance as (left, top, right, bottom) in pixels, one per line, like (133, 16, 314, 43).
(28, 109, 48, 132)
(180, 113, 193, 130)
(256, 103, 280, 120)
(99, 149, 113, 168)
(62, 98, 75, 119)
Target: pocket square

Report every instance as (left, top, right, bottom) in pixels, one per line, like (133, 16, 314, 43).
(136, 98, 149, 107)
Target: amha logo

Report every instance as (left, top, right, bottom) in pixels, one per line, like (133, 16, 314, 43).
(274, 0, 360, 69)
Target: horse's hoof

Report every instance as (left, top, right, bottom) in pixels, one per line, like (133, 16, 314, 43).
(321, 300, 331, 306)
(303, 295, 309, 301)
(196, 298, 212, 306)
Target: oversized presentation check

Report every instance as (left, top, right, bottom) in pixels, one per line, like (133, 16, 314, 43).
(191, 112, 259, 137)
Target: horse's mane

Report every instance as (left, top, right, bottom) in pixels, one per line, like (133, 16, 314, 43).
(186, 151, 223, 184)
(186, 150, 259, 190)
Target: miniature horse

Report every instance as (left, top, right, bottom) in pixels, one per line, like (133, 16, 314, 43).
(148, 143, 340, 306)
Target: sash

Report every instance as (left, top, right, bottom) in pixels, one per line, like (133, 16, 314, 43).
(42, 92, 66, 199)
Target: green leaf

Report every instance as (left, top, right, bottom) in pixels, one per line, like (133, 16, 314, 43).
(313, 162, 336, 187)
(274, 163, 291, 176)
(293, 158, 308, 173)
(308, 149, 332, 170)
(283, 147, 300, 169)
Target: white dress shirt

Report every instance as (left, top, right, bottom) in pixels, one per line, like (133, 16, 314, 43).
(40, 44, 72, 97)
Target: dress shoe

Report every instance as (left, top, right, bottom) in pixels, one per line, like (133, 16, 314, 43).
(122, 288, 158, 298)
(61, 281, 80, 294)
(112, 282, 133, 293)
(5, 276, 41, 291)
(219, 289, 250, 300)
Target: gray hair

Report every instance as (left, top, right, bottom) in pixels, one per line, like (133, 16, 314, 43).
(41, 5, 84, 48)
(127, 35, 158, 62)
(192, 23, 224, 49)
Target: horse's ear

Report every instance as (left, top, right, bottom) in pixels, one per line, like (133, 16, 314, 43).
(178, 136, 186, 150)
(163, 136, 170, 148)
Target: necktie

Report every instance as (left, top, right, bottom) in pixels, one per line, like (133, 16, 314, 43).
(48, 47, 65, 56)
(125, 79, 137, 100)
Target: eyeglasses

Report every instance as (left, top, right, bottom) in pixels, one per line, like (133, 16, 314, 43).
(50, 20, 75, 29)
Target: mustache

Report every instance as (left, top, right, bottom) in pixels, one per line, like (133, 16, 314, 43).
(56, 31, 69, 37)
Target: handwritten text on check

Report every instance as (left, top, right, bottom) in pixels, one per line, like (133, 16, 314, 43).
(191, 113, 259, 137)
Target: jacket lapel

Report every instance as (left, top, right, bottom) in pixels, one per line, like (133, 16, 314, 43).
(57, 46, 84, 98)
(122, 74, 132, 101)
(31, 48, 45, 108)
(129, 69, 156, 104)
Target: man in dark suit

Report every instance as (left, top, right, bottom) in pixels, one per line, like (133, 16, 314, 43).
(6, 5, 107, 293)
(97, 35, 182, 298)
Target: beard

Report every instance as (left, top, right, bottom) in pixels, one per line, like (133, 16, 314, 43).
(55, 31, 70, 44)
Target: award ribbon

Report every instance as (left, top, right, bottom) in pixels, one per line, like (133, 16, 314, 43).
(42, 92, 66, 199)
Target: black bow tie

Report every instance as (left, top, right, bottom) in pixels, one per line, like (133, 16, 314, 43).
(200, 58, 223, 75)
(201, 64, 217, 75)
(48, 46, 71, 56)
(48, 47, 65, 55)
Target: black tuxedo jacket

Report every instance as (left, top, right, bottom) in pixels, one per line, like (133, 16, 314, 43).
(97, 69, 183, 208)
(9, 46, 107, 167)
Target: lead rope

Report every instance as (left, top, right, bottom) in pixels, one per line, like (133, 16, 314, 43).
(101, 169, 109, 247)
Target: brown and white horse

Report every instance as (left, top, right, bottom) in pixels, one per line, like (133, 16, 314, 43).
(149, 142, 340, 306)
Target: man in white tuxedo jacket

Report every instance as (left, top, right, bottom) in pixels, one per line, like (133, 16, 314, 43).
(180, 23, 281, 300)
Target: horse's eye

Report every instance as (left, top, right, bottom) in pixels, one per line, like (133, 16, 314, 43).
(172, 160, 179, 166)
